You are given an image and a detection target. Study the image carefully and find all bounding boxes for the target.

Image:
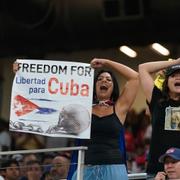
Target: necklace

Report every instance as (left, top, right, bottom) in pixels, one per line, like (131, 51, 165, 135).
(97, 100, 114, 106)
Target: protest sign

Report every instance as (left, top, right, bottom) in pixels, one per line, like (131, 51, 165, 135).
(10, 59, 94, 139)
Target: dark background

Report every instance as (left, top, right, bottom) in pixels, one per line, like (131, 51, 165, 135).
(0, 0, 180, 58)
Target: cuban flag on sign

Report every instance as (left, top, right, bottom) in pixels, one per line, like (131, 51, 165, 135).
(13, 95, 57, 116)
(10, 94, 59, 134)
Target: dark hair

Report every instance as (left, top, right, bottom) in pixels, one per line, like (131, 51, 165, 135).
(26, 160, 41, 166)
(41, 153, 55, 163)
(161, 76, 170, 101)
(93, 70, 119, 103)
(1, 159, 19, 169)
(159, 75, 174, 105)
(26, 160, 42, 171)
(58, 151, 71, 160)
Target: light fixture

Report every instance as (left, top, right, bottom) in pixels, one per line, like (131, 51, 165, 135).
(119, 46, 137, 58)
(151, 43, 170, 56)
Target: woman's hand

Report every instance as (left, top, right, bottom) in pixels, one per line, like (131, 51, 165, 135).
(90, 58, 106, 68)
(154, 171, 167, 180)
(13, 62, 19, 73)
(175, 57, 180, 64)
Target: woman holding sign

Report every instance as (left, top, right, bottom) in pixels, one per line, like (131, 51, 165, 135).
(13, 59, 139, 180)
(70, 58, 139, 180)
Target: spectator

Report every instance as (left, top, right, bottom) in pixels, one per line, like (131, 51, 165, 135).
(139, 58, 180, 175)
(41, 153, 54, 174)
(50, 155, 70, 180)
(19, 154, 38, 180)
(155, 147, 180, 180)
(1, 159, 20, 180)
(70, 58, 139, 180)
(25, 160, 42, 180)
(11, 154, 24, 178)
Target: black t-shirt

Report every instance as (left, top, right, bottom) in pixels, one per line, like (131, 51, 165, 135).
(147, 86, 180, 174)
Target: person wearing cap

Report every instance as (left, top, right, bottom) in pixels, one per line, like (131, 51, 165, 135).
(139, 58, 180, 176)
(155, 147, 180, 180)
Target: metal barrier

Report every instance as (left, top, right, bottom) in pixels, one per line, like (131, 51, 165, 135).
(0, 147, 149, 180)
(0, 146, 87, 180)
(128, 173, 147, 179)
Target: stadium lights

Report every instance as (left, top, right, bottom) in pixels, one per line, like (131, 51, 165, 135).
(151, 43, 170, 56)
(119, 46, 137, 58)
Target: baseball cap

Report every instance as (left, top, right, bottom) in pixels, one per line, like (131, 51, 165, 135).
(165, 64, 180, 76)
(159, 147, 180, 163)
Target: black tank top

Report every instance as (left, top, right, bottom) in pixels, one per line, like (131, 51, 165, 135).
(82, 107, 125, 165)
